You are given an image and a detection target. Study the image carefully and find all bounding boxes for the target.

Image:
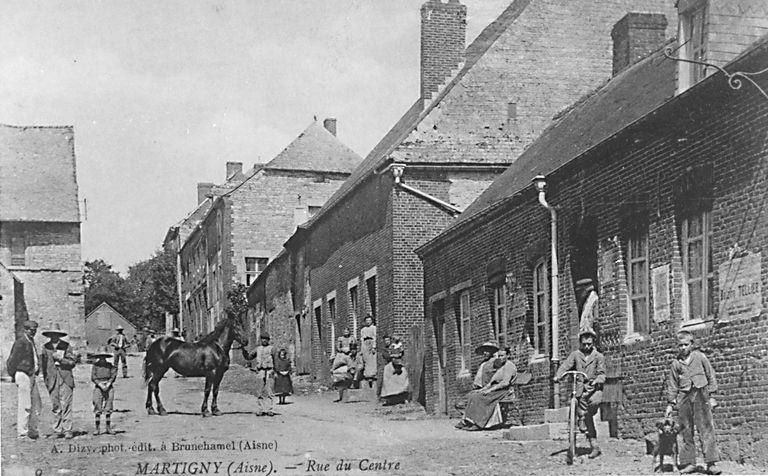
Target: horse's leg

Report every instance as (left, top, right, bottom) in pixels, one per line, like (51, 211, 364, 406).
(154, 370, 168, 416)
(201, 374, 212, 417)
(146, 374, 157, 415)
(211, 370, 225, 416)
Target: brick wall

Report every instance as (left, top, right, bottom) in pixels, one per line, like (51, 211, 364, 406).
(0, 222, 81, 269)
(420, 0, 466, 101)
(421, 58, 768, 463)
(706, 0, 768, 67)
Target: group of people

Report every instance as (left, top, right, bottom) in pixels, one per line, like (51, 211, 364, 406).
(329, 316, 411, 404)
(7, 321, 121, 440)
(453, 328, 722, 473)
(240, 331, 294, 415)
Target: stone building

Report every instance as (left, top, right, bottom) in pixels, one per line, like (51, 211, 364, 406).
(417, 10, 768, 464)
(0, 124, 85, 368)
(250, 0, 677, 386)
(169, 119, 361, 348)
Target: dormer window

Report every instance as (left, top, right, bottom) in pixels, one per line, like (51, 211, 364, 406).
(678, 0, 708, 92)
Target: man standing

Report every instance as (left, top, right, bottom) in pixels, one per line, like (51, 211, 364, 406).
(41, 323, 77, 439)
(243, 332, 277, 416)
(554, 329, 606, 459)
(666, 330, 721, 475)
(6, 320, 42, 440)
(110, 325, 129, 378)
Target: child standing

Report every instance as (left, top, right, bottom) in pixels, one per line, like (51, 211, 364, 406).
(91, 352, 117, 435)
(273, 348, 293, 405)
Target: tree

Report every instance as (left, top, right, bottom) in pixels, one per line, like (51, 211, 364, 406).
(226, 282, 249, 317)
(84, 259, 133, 316)
(126, 247, 179, 330)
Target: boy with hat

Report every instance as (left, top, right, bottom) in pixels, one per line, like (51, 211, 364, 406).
(554, 328, 606, 458)
(91, 352, 117, 435)
(242, 332, 277, 416)
(6, 320, 42, 440)
(41, 323, 77, 439)
(109, 325, 129, 378)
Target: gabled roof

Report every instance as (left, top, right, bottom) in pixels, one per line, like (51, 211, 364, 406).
(85, 302, 125, 320)
(263, 120, 362, 174)
(298, 0, 531, 232)
(0, 124, 80, 222)
(451, 40, 678, 229)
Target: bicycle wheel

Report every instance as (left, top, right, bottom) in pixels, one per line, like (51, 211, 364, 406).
(567, 397, 577, 465)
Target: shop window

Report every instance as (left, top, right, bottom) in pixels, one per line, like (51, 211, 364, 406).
(627, 231, 650, 334)
(457, 291, 471, 375)
(682, 210, 714, 321)
(533, 259, 550, 356)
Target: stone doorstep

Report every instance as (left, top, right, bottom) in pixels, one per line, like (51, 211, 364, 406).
(544, 407, 603, 423)
(344, 387, 377, 403)
(504, 421, 610, 442)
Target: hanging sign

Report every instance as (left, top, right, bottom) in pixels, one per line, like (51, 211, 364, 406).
(718, 252, 762, 321)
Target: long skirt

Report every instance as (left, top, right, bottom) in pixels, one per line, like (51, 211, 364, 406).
(464, 387, 510, 428)
(361, 339, 377, 378)
(274, 372, 293, 396)
(380, 363, 409, 398)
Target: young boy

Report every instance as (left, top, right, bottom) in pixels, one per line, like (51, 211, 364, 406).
(91, 352, 117, 435)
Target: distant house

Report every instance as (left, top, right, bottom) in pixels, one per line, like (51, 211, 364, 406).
(166, 119, 362, 354)
(0, 124, 85, 371)
(85, 302, 137, 351)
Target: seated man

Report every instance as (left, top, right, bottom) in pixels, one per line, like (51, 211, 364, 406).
(455, 347, 517, 430)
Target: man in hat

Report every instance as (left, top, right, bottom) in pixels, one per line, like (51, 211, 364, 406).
(474, 342, 499, 389)
(554, 328, 606, 458)
(41, 323, 77, 439)
(109, 325, 129, 378)
(6, 320, 42, 440)
(242, 332, 277, 416)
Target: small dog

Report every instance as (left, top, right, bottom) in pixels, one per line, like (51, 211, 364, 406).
(645, 418, 679, 473)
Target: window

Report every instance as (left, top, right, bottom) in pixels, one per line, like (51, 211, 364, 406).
(679, 1, 708, 91)
(682, 210, 714, 321)
(328, 294, 336, 355)
(627, 232, 650, 334)
(314, 301, 323, 342)
(348, 283, 359, 336)
(493, 283, 507, 348)
(458, 291, 471, 374)
(10, 235, 26, 266)
(533, 260, 549, 355)
(245, 257, 268, 286)
(366, 274, 377, 318)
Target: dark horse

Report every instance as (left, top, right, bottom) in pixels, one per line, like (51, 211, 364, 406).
(143, 311, 248, 417)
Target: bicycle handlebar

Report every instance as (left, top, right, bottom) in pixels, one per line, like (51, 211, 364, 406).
(557, 370, 588, 380)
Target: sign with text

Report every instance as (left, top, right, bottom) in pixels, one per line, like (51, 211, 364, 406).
(718, 252, 762, 321)
(652, 264, 670, 322)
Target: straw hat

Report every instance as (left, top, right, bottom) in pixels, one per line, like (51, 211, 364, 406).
(116, 325, 124, 331)
(42, 323, 68, 338)
(92, 352, 113, 359)
(475, 341, 500, 355)
(260, 331, 270, 340)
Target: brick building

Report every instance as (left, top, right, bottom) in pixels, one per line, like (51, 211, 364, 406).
(169, 119, 361, 345)
(250, 0, 676, 385)
(417, 16, 768, 465)
(0, 124, 85, 369)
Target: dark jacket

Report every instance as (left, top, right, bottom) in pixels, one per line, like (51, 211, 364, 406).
(42, 340, 76, 391)
(6, 336, 39, 379)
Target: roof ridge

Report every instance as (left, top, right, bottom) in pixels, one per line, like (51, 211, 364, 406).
(0, 123, 74, 129)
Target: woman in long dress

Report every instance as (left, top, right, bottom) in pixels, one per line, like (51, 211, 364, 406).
(273, 348, 293, 405)
(359, 315, 377, 387)
(380, 336, 410, 405)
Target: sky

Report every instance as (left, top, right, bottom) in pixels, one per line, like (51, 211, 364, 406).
(1, 0, 509, 272)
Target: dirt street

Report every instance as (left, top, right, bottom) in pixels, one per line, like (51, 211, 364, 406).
(2, 354, 766, 476)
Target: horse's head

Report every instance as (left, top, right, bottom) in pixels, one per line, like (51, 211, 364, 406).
(227, 310, 249, 348)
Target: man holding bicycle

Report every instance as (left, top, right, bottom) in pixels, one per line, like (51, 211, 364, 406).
(554, 329, 605, 459)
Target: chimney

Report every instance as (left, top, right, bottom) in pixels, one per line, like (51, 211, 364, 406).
(197, 182, 214, 205)
(226, 161, 243, 179)
(420, 0, 466, 102)
(323, 118, 337, 136)
(611, 13, 668, 76)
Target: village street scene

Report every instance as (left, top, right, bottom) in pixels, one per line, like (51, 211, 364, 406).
(2, 1, 768, 475)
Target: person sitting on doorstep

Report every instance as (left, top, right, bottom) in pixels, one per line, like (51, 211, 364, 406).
(455, 347, 517, 431)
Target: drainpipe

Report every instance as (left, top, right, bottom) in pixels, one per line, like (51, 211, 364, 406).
(533, 175, 560, 409)
(384, 163, 463, 216)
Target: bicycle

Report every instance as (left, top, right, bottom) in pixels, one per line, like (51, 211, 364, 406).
(560, 370, 588, 465)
